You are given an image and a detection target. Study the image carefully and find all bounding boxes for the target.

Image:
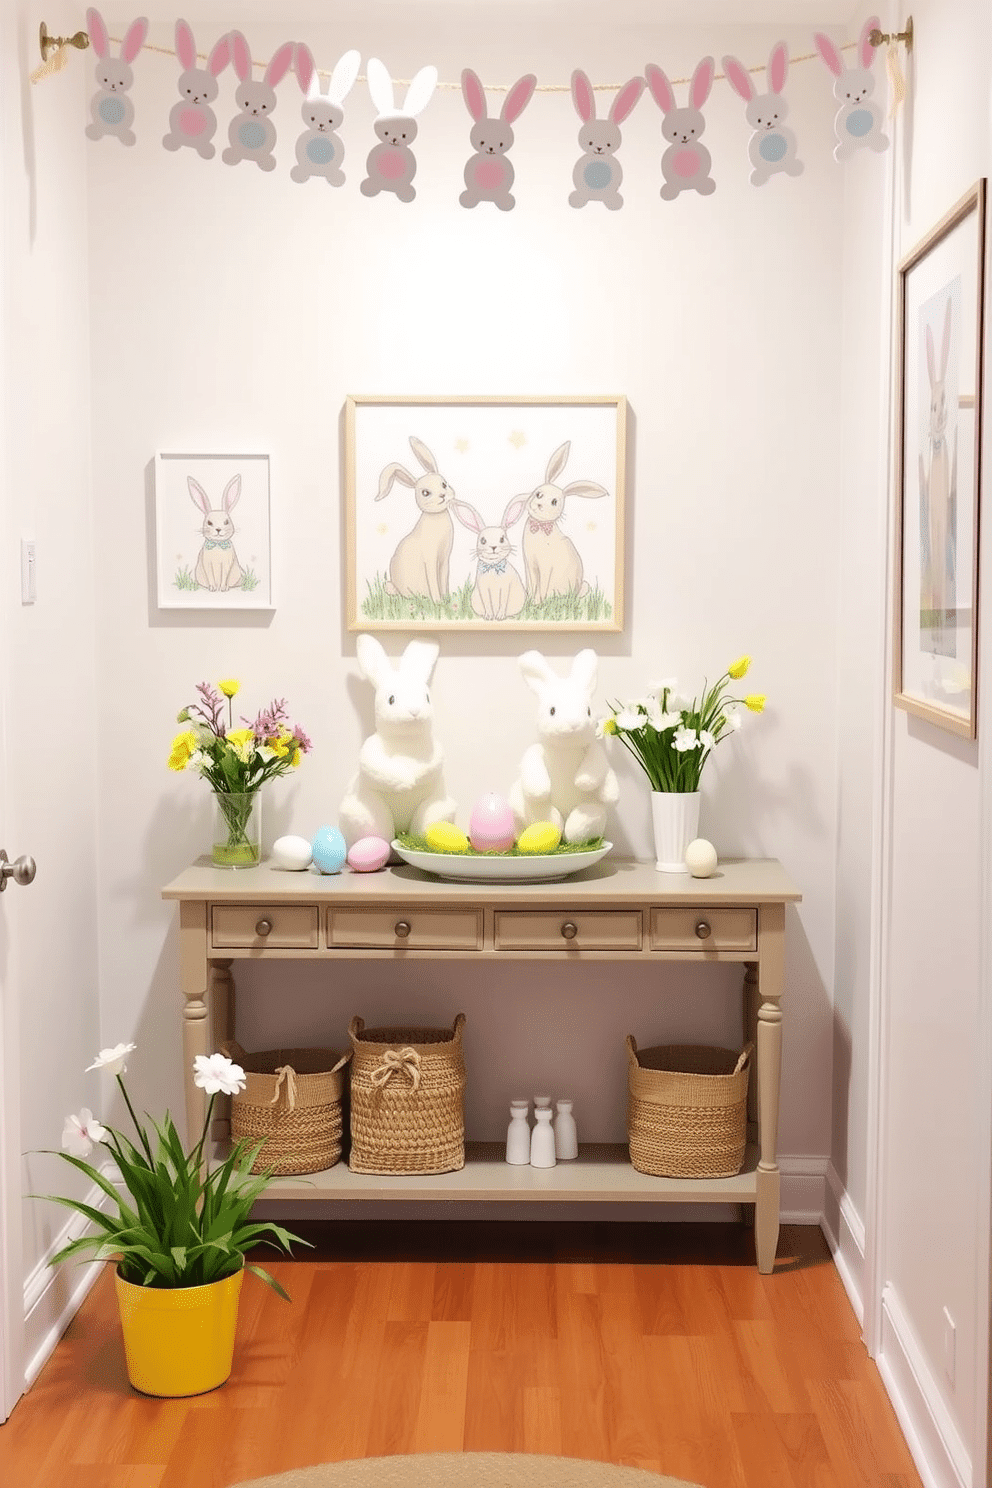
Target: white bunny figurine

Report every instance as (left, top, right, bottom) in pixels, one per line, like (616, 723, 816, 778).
(85, 8, 147, 147)
(452, 497, 529, 620)
(722, 43, 804, 186)
(645, 57, 716, 199)
(520, 441, 609, 605)
(813, 16, 889, 161)
(375, 437, 456, 604)
(508, 650, 619, 844)
(188, 474, 244, 592)
(568, 70, 644, 210)
(291, 44, 360, 186)
(162, 22, 231, 159)
(459, 68, 537, 211)
(222, 30, 295, 171)
(360, 58, 438, 202)
(339, 635, 458, 849)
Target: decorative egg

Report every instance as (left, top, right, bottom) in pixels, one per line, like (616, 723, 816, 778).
(469, 793, 516, 853)
(311, 825, 347, 875)
(272, 834, 314, 872)
(517, 820, 562, 854)
(347, 835, 391, 873)
(425, 821, 470, 853)
(684, 838, 718, 878)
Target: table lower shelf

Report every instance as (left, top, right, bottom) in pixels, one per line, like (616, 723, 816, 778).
(254, 1141, 760, 1204)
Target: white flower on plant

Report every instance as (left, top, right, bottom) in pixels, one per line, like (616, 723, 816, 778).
(193, 1052, 247, 1096)
(724, 708, 743, 732)
(668, 693, 691, 713)
(643, 696, 665, 731)
(615, 707, 645, 732)
(595, 715, 611, 739)
(673, 726, 701, 753)
(700, 730, 716, 754)
(648, 677, 677, 695)
(659, 711, 683, 731)
(62, 1108, 109, 1158)
(86, 1042, 136, 1075)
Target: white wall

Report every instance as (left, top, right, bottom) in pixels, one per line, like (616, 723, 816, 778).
(1, 0, 103, 1399)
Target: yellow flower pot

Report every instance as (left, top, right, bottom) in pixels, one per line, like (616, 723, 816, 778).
(114, 1265, 244, 1397)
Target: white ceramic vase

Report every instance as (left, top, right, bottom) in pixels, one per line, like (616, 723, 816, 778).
(530, 1107, 557, 1168)
(506, 1100, 531, 1165)
(554, 1099, 578, 1160)
(650, 790, 701, 873)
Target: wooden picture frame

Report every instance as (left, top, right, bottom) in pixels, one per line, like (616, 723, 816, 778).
(894, 180, 986, 738)
(154, 452, 273, 611)
(344, 394, 627, 632)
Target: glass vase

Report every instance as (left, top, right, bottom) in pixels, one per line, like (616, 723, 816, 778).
(211, 790, 261, 869)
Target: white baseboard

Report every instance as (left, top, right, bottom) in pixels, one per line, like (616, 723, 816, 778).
(22, 1175, 111, 1391)
(821, 1160, 866, 1326)
(878, 1281, 972, 1488)
(779, 1153, 828, 1225)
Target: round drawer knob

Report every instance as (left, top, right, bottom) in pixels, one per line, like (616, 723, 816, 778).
(255, 918, 273, 937)
(394, 920, 412, 939)
(695, 920, 712, 940)
(561, 921, 578, 940)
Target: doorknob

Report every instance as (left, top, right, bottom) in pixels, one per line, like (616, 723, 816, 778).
(0, 850, 37, 890)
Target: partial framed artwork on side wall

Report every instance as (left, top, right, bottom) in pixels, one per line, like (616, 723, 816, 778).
(344, 394, 627, 632)
(154, 452, 273, 610)
(894, 179, 986, 738)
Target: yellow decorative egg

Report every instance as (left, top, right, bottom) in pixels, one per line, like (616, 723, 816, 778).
(516, 821, 562, 854)
(425, 821, 470, 853)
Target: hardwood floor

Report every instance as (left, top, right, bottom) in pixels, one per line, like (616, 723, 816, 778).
(0, 1222, 922, 1488)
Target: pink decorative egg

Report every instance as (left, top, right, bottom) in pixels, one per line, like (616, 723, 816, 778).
(469, 792, 516, 853)
(347, 835, 391, 873)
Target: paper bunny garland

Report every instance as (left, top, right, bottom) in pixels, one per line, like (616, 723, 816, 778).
(360, 57, 438, 202)
(85, 8, 147, 147)
(722, 43, 804, 185)
(645, 57, 717, 200)
(459, 69, 537, 211)
(814, 15, 890, 160)
(291, 45, 361, 186)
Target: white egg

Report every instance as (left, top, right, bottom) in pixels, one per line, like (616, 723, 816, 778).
(272, 834, 314, 871)
(684, 838, 718, 878)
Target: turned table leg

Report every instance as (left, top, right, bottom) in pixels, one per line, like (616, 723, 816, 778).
(179, 900, 210, 1142)
(754, 902, 785, 1274)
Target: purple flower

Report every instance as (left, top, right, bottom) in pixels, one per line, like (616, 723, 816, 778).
(292, 725, 313, 753)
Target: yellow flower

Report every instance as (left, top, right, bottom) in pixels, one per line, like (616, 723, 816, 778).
(744, 694, 766, 714)
(218, 679, 240, 698)
(268, 733, 291, 759)
(167, 730, 197, 771)
(728, 655, 751, 680)
(291, 747, 302, 768)
(226, 728, 254, 749)
(602, 716, 618, 735)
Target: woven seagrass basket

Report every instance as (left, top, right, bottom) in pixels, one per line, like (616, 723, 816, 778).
(223, 1041, 350, 1175)
(626, 1037, 752, 1179)
(348, 1013, 466, 1175)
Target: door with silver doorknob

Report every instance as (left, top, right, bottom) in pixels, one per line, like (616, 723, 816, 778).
(0, 850, 36, 891)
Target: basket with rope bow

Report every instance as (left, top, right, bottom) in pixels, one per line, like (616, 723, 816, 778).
(348, 1014, 466, 1175)
(222, 1042, 350, 1175)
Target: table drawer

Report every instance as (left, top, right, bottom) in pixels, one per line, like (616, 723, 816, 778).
(211, 904, 319, 949)
(649, 907, 756, 952)
(495, 911, 642, 951)
(327, 908, 482, 950)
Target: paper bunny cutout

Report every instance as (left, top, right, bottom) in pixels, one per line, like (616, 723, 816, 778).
(222, 30, 295, 171)
(162, 22, 232, 160)
(813, 16, 889, 161)
(360, 58, 438, 202)
(568, 70, 644, 210)
(459, 69, 537, 211)
(291, 45, 361, 185)
(722, 43, 804, 185)
(84, 8, 147, 146)
(645, 57, 716, 199)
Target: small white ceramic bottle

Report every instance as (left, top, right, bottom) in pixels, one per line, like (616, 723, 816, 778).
(554, 1098, 578, 1160)
(506, 1100, 531, 1165)
(530, 1106, 557, 1167)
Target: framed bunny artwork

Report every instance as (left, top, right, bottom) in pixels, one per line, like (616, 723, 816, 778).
(344, 394, 627, 633)
(894, 180, 986, 739)
(154, 452, 273, 610)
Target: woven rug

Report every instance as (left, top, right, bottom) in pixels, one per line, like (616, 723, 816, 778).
(230, 1454, 701, 1488)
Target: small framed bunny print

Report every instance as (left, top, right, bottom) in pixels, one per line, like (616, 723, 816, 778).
(154, 452, 273, 610)
(894, 181, 986, 739)
(344, 394, 627, 633)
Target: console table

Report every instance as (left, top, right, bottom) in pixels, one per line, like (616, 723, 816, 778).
(162, 855, 801, 1273)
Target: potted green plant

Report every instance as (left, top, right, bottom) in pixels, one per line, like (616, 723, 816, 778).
(39, 1042, 309, 1396)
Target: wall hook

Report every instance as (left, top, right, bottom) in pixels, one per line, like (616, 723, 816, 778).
(869, 15, 913, 50)
(39, 21, 90, 62)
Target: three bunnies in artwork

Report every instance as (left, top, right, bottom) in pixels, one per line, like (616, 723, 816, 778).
(222, 30, 295, 171)
(459, 69, 537, 211)
(568, 69, 644, 210)
(508, 650, 619, 844)
(645, 56, 717, 199)
(375, 438, 457, 605)
(291, 45, 361, 186)
(722, 43, 804, 185)
(188, 474, 244, 592)
(161, 22, 231, 159)
(360, 58, 438, 202)
(813, 15, 889, 161)
(84, 8, 147, 147)
(338, 635, 458, 848)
